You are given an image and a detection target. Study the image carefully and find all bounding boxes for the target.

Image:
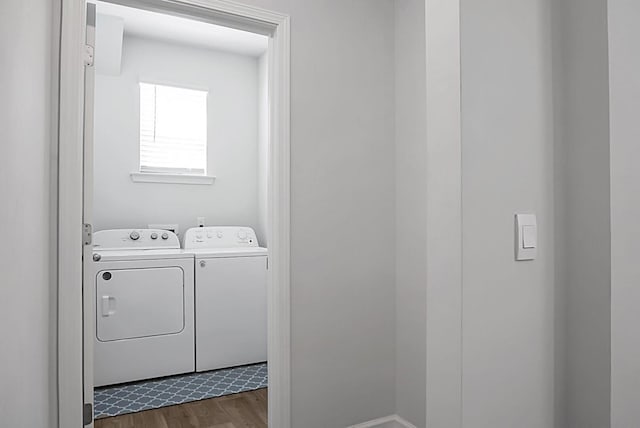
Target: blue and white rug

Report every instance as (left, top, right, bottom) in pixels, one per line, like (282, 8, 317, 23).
(94, 363, 268, 419)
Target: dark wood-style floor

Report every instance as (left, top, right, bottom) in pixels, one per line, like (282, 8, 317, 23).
(94, 388, 267, 428)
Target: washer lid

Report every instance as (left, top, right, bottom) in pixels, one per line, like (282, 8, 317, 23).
(190, 247, 268, 258)
(183, 226, 260, 249)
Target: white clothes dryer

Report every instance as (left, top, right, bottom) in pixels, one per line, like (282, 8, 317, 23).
(91, 229, 195, 387)
(183, 226, 267, 372)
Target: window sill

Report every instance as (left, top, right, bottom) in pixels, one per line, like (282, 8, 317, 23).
(130, 172, 216, 185)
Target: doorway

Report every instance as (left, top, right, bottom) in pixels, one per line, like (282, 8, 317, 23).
(56, 1, 290, 427)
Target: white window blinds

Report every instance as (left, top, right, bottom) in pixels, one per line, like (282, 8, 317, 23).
(139, 82, 208, 174)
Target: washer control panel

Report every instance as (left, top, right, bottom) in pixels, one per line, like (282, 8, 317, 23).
(183, 226, 260, 249)
(93, 229, 180, 250)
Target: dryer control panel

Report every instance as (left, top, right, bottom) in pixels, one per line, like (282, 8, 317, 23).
(93, 229, 181, 250)
(183, 226, 260, 249)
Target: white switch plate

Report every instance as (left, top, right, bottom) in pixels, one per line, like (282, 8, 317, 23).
(515, 213, 537, 261)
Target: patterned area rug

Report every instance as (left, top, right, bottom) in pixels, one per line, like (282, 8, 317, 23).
(94, 363, 267, 419)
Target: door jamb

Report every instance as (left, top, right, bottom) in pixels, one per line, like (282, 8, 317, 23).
(56, 1, 291, 426)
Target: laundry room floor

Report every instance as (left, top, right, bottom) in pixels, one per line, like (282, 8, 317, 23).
(94, 388, 267, 428)
(94, 363, 267, 419)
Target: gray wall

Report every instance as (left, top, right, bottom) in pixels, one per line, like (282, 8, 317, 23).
(240, 1, 397, 426)
(460, 1, 556, 427)
(609, 1, 640, 426)
(0, 0, 54, 426)
(424, 0, 463, 425)
(552, 0, 612, 426)
(394, 1, 427, 426)
(9, 0, 627, 426)
(94, 35, 262, 240)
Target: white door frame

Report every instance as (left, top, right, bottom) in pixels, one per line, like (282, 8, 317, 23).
(56, 1, 291, 426)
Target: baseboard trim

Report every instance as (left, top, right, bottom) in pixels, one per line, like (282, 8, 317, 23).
(347, 414, 418, 428)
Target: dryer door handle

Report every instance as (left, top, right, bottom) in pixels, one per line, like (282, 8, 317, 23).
(101, 295, 116, 317)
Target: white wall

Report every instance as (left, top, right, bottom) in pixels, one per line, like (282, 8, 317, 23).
(94, 35, 262, 240)
(609, 1, 640, 426)
(394, 1, 427, 426)
(552, 0, 612, 426)
(0, 1, 54, 427)
(257, 53, 268, 246)
(95, 13, 123, 75)
(460, 1, 556, 427)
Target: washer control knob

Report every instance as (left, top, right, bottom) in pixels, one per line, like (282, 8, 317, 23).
(161, 232, 169, 240)
(217, 231, 223, 238)
(150, 232, 158, 240)
(238, 231, 248, 239)
(129, 231, 140, 240)
(200, 260, 206, 268)
(92, 253, 101, 262)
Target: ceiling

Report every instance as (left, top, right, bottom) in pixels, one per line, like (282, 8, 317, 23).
(95, 1, 268, 57)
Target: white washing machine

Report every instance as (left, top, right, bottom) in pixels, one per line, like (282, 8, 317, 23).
(183, 226, 267, 372)
(91, 229, 195, 387)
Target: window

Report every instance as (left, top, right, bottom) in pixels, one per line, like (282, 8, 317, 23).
(139, 82, 208, 175)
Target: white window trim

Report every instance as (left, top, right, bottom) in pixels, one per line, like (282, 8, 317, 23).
(130, 171, 215, 185)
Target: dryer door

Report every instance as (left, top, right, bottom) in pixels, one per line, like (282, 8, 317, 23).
(96, 267, 185, 342)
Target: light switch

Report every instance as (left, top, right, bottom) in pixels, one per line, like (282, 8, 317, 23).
(515, 213, 537, 261)
(522, 225, 537, 249)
